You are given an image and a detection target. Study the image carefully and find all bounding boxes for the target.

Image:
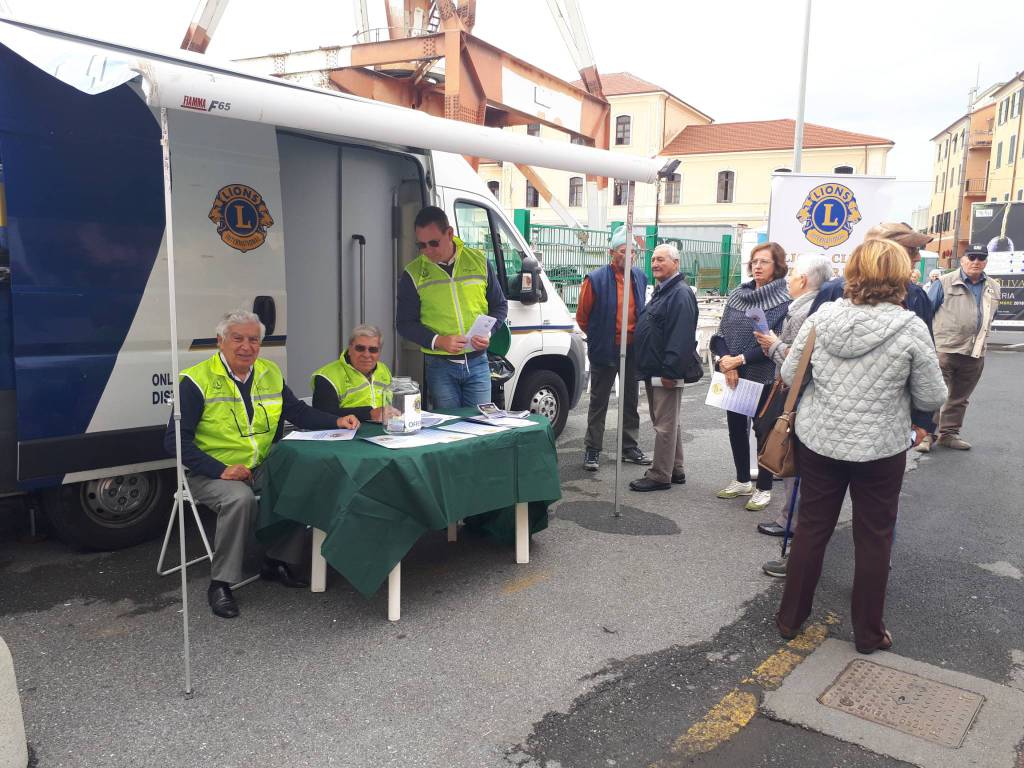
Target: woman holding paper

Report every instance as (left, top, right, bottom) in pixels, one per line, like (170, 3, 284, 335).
(710, 242, 791, 512)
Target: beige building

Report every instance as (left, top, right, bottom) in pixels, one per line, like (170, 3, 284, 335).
(480, 72, 893, 234)
(987, 73, 1024, 204)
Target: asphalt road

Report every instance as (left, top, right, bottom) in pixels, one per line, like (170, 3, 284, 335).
(1, 333, 1021, 768)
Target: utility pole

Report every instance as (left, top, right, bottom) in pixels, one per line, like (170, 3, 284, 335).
(792, 0, 812, 172)
(951, 86, 976, 264)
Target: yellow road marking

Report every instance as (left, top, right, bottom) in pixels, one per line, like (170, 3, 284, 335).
(502, 569, 552, 594)
(743, 649, 804, 689)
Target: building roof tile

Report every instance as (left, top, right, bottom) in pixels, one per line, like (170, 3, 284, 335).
(660, 119, 893, 155)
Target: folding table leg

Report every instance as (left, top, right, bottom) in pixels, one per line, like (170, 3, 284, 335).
(515, 502, 529, 564)
(447, 523, 457, 542)
(311, 528, 327, 593)
(388, 561, 401, 621)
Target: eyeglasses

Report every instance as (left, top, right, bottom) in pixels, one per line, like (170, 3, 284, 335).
(750, 259, 774, 267)
(231, 401, 271, 438)
(416, 239, 442, 249)
(966, 253, 987, 261)
(353, 344, 380, 353)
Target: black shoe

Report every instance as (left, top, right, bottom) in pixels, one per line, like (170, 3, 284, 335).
(629, 477, 671, 492)
(622, 447, 653, 466)
(261, 559, 310, 588)
(583, 449, 600, 471)
(671, 471, 686, 485)
(757, 522, 787, 537)
(208, 582, 239, 619)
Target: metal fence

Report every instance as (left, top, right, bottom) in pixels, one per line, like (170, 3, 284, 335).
(526, 222, 742, 311)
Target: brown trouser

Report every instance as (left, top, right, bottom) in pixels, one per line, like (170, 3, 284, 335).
(643, 381, 684, 484)
(777, 443, 905, 652)
(937, 352, 985, 438)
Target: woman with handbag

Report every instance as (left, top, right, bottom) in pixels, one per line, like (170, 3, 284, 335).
(710, 242, 791, 512)
(774, 239, 947, 654)
(752, 253, 833, 551)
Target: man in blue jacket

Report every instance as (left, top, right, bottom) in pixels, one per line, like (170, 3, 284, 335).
(630, 244, 699, 491)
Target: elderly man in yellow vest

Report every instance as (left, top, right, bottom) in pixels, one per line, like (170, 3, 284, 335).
(396, 206, 508, 408)
(311, 324, 392, 421)
(164, 310, 360, 619)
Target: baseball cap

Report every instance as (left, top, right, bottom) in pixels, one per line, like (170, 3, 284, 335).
(964, 243, 988, 257)
(864, 222, 934, 250)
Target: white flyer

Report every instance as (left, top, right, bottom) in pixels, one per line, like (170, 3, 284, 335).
(704, 372, 764, 417)
(468, 416, 536, 428)
(419, 411, 459, 428)
(439, 421, 509, 436)
(362, 429, 474, 450)
(282, 428, 357, 441)
(466, 314, 497, 340)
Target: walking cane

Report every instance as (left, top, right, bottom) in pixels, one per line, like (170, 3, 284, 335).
(781, 476, 801, 558)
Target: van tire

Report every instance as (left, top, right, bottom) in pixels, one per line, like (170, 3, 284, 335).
(512, 370, 569, 437)
(42, 469, 174, 551)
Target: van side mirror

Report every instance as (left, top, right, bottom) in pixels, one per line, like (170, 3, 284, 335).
(515, 254, 545, 305)
(253, 295, 276, 337)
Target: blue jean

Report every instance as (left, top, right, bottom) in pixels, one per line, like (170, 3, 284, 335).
(425, 353, 492, 409)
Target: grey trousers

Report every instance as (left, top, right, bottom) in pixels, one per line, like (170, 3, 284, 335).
(586, 346, 640, 453)
(643, 381, 684, 484)
(937, 352, 985, 437)
(187, 467, 307, 584)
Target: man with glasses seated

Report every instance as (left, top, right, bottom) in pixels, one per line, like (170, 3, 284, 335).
(397, 205, 508, 408)
(165, 310, 360, 619)
(312, 324, 392, 422)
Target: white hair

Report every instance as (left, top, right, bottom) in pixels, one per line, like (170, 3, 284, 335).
(653, 243, 680, 262)
(929, 269, 941, 279)
(216, 310, 266, 340)
(791, 253, 832, 291)
(349, 323, 383, 344)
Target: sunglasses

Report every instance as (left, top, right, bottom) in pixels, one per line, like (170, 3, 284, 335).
(966, 253, 987, 261)
(416, 239, 442, 249)
(353, 344, 380, 353)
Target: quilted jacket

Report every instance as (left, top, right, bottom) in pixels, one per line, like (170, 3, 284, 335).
(781, 300, 947, 462)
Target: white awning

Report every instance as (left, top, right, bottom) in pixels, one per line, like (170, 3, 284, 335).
(0, 18, 660, 184)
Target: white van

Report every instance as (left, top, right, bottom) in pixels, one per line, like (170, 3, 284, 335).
(0, 19, 657, 549)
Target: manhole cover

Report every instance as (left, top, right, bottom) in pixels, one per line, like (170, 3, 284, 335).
(818, 659, 984, 748)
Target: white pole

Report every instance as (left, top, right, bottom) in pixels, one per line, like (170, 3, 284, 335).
(792, 0, 812, 173)
(613, 181, 636, 518)
(160, 108, 193, 696)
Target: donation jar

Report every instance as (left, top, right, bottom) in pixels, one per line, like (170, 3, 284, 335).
(383, 376, 422, 435)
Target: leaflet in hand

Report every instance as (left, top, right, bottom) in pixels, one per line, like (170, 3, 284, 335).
(704, 372, 763, 417)
(745, 307, 769, 333)
(466, 314, 497, 340)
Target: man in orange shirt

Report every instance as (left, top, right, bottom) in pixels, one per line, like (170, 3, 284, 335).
(576, 226, 651, 471)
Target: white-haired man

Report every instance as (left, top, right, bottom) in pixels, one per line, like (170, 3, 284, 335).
(630, 243, 698, 491)
(164, 310, 360, 619)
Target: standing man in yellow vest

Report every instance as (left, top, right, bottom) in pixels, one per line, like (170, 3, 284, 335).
(311, 324, 392, 421)
(397, 206, 508, 408)
(164, 310, 360, 619)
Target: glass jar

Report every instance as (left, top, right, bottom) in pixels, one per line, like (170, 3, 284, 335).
(383, 376, 422, 434)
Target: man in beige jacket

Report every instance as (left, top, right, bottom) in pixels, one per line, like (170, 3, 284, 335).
(925, 243, 1001, 450)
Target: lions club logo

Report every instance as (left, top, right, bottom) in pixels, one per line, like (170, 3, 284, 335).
(796, 183, 862, 249)
(208, 184, 274, 253)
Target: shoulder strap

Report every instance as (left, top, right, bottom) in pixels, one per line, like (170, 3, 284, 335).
(783, 326, 816, 412)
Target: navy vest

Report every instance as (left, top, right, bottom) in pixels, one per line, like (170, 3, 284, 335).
(586, 264, 647, 365)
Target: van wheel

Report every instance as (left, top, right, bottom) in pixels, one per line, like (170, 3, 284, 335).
(43, 469, 173, 550)
(513, 370, 569, 437)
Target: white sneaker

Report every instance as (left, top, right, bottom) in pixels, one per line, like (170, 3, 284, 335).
(716, 480, 754, 499)
(745, 490, 772, 511)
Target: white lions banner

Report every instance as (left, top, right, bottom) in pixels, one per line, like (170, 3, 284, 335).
(767, 173, 898, 275)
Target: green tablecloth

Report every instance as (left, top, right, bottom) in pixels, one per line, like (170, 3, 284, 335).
(256, 410, 560, 597)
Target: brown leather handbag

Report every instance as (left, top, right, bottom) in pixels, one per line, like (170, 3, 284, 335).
(757, 327, 816, 478)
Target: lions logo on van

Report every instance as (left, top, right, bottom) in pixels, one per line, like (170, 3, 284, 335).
(208, 184, 274, 253)
(796, 183, 862, 249)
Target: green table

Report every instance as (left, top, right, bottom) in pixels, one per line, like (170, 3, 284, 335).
(256, 410, 560, 614)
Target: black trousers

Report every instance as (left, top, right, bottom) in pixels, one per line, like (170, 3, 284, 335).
(726, 384, 772, 490)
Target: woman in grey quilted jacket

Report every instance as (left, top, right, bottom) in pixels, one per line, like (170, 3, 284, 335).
(775, 239, 947, 655)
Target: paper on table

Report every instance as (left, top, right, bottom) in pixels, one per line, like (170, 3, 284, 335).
(468, 416, 535, 428)
(439, 421, 509, 436)
(283, 428, 357, 441)
(466, 314, 497, 340)
(704, 372, 764, 417)
(420, 411, 459, 428)
(362, 428, 474, 449)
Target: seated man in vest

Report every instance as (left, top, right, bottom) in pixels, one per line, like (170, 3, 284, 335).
(164, 310, 360, 619)
(397, 206, 508, 408)
(311, 323, 392, 422)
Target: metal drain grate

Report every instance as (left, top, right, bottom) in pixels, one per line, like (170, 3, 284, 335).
(818, 659, 985, 748)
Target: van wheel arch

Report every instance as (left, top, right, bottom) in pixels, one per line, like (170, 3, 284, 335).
(511, 355, 575, 437)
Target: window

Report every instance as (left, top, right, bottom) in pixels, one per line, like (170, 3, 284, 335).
(935, 175, 940, 193)
(570, 135, 588, 146)
(950, 168, 957, 189)
(774, 167, 792, 173)
(663, 173, 681, 204)
(452, 200, 528, 298)
(568, 176, 584, 207)
(487, 180, 500, 199)
(1010, 134, 1018, 164)
(996, 142, 1003, 169)
(613, 179, 628, 206)
(1005, 193, 1011, 202)
(943, 139, 949, 159)
(936, 144, 942, 162)
(952, 133, 958, 153)
(834, 165, 854, 174)
(615, 115, 631, 145)
(527, 123, 540, 137)
(525, 181, 539, 208)
(717, 170, 735, 203)
(1018, 189, 1023, 201)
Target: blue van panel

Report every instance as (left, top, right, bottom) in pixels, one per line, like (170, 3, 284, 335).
(0, 43, 163, 442)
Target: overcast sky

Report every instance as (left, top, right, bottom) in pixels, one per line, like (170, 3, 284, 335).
(13, 0, 1024, 220)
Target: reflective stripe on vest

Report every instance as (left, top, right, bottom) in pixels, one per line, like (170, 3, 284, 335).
(405, 236, 490, 355)
(311, 355, 392, 409)
(181, 354, 284, 469)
